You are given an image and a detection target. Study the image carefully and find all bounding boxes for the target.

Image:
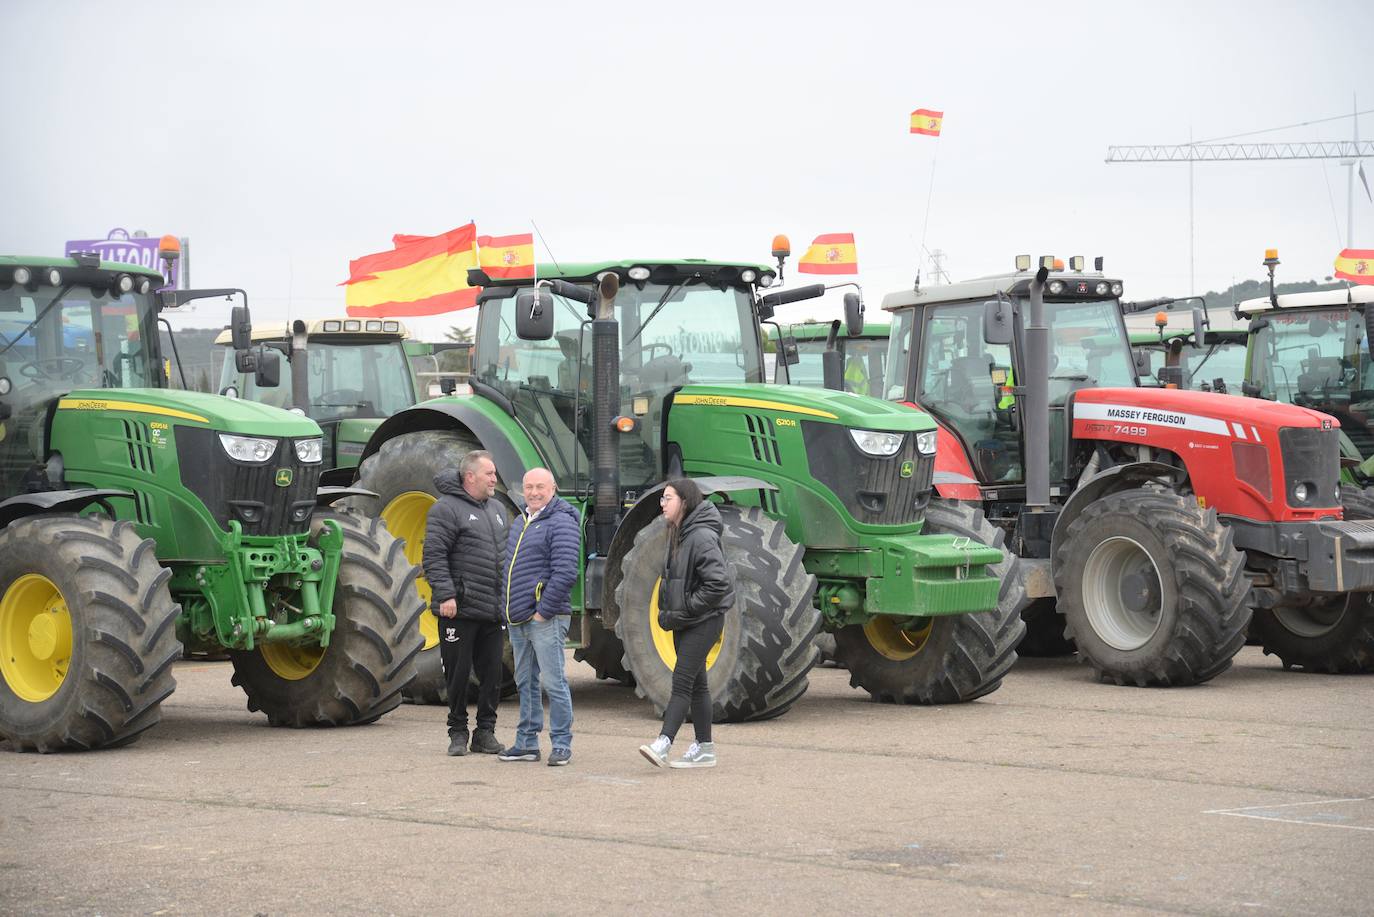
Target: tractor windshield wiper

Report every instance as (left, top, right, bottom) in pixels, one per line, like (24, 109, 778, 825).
(0, 284, 74, 358)
(626, 283, 683, 347)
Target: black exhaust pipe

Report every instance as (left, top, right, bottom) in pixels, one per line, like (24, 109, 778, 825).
(591, 272, 621, 555)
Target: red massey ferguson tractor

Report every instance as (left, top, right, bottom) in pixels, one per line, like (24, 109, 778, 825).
(879, 256, 1374, 684)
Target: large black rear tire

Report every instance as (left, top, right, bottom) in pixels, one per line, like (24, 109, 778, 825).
(354, 429, 517, 703)
(832, 500, 1026, 704)
(0, 515, 180, 752)
(614, 506, 820, 722)
(1055, 489, 1250, 686)
(1249, 484, 1374, 673)
(229, 509, 424, 726)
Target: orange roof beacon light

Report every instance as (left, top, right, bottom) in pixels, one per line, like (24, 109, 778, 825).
(1052, 258, 1065, 272)
(771, 234, 791, 282)
(1155, 311, 1170, 329)
(1264, 247, 1281, 308)
(158, 235, 181, 285)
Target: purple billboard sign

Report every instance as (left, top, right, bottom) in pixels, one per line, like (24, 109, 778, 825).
(64, 228, 180, 289)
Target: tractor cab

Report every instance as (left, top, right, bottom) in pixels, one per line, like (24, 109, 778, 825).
(215, 317, 417, 469)
(470, 260, 774, 492)
(883, 257, 1133, 491)
(0, 255, 179, 496)
(1237, 285, 1374, 468)
(774, 320, 890, 397)
(1130, 328, 1249, 393)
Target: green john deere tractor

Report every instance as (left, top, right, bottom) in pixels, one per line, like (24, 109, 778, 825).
(0, 253, 422, 752)
(351, 258, 1025, 720)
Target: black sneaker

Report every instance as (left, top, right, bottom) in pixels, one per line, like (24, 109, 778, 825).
(447, 730, 469, 757)
(498, 747, 540, 762)
(470, 728, 504, 755)
(548, 748, 572, 767)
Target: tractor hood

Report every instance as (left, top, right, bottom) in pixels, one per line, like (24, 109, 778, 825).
(1075, 387, 1336, 432)
(672, 384, 935, 433)
(57, 388, 322, 437)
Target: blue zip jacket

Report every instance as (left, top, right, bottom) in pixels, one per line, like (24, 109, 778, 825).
(503, 494, 581, 624)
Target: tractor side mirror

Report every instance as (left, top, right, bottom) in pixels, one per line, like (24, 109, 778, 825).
(781, 335, 800, 366)
(229, 305, 252, 350)
(982, 299, 1013, 345)
(1191, 307, 1208, 341)
(254, 347, 281, 388)
(234, 347, 257, 374)
(1132, 350, 1151, 378)
(515, 290, 555, 341)
(843, 292, 864, 337)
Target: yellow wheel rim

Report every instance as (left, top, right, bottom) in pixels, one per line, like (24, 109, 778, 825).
(649, 576, 723, 670)
(863, 615, 933, 662)
(261, 642, 326, 680)
(0, 574, 74, 702)
(383, 491, 437, 650)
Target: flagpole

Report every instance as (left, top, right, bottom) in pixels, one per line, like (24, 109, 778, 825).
(916, 145, 939, 290)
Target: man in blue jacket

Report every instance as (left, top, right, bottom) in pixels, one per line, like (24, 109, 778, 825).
(498, 467, 580, 767)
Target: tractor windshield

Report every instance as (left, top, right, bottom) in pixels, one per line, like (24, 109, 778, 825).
(791, 334, 887, 397)
(476, 280, 762, 491)
(220, 340, 415, 420)
(1044, 299, 1136, 400)
(1252, 308, 1374, 456)
(1, 281, 161, 497)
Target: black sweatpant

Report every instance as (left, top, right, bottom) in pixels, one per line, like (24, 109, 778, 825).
(438, 617, 504, 734)
(660, 614, 724, 744)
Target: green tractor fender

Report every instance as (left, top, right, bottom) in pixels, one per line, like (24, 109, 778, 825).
(0, 488, 130, 529)
(598, 475, 779, 630)
(1048, 460, 1184, 565)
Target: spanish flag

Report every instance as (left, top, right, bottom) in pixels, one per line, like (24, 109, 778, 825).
(478, 233, 536, 280)
(343, 223, 479, 316)
(797, 233, 858, 275)
(1335, 248, 1374, 285)
(910, 108, 943, 137)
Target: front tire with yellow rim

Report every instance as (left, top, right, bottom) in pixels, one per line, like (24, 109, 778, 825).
(833, 500, 1026, 704)
(229, 509, 425, 727)
(614, 505, 820, 722)
(354, 429, 517, 704)
(0, 514, 181, 752)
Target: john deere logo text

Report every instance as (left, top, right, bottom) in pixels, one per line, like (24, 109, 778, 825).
(899, 461, 914, 478)
(275, 468, 293, 487)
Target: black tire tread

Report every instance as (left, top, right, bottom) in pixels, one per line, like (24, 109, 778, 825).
(0, 515, 180, 753)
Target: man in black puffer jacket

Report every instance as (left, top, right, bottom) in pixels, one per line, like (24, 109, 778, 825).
(422, 450, 509, 757)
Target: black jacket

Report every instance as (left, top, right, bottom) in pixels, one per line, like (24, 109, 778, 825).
(657, 500, 735, 631)
(421, 470, 510, 623)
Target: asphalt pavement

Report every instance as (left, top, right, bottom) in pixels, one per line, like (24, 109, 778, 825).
(1, 646, 1371, 916)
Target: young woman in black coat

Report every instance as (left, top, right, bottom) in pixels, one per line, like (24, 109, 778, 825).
(639, 478, 735, 769)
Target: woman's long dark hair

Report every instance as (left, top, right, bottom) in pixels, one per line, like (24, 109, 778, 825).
(663, 477, 704, 549)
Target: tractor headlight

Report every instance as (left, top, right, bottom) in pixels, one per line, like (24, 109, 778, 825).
(1048, 280, 1065, 295)
(294, 438, 323, 463)
(627, 266, 651, 281)
(11, 267, 31, 285)
(916, 430, 938, 456)
(740, 269, 758, 284)
(1110, 281, 1123, 297)
(1095, 281, 1109, 296)
(758, 271, 776, 288)
(218, 433, 278, 463)
(1292, 482, 1311, 504)
(849, 429, 904, 457)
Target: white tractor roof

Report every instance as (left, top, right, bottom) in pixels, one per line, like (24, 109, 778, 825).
(1234, 285, 1374, 316)
(214, 317, 411, 346)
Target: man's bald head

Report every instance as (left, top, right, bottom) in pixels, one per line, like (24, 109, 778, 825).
(522, 467, 557, 514)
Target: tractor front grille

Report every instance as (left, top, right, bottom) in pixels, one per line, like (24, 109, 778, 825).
(801, 422, 933, 526)
(1278, 426, 1341, 510)
(175, 427, 319, 536)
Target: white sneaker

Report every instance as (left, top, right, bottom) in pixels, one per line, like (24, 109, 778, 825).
(638, 735, 671, 768)
(669, 741, 716, 768)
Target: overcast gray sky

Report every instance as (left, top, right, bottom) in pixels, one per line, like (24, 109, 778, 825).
(3, 0, 1371, 337)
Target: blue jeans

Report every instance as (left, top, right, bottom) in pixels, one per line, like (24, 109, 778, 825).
(508, 615, 573, 751)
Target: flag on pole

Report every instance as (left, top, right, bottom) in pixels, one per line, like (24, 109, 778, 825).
(797, 233, 859, 275)
(1335, 248, 1374, 285)
(910, 108, 943, 136)
(343, 223, 480, 316)
(478, 232, 536, 279)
